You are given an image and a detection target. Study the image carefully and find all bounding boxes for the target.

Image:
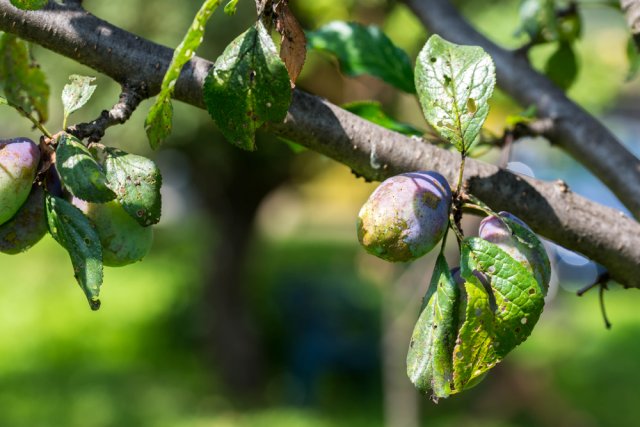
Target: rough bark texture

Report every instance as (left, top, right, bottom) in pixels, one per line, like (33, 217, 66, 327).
(0, 0, 639, 286)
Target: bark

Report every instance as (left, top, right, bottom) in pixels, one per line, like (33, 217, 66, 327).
(0, 1, 638, 287)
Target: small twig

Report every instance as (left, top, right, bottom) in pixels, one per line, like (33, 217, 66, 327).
(499, 130, 514, 169)
(577, 269, 612, 329)
(67, 83, 146, 142)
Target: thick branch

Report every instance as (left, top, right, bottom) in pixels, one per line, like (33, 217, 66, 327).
(0, 1, 638, 287)
(403, 0, 640, 219)
(622, 0, 640, 48)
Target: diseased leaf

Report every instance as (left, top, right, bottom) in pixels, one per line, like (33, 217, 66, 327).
(407, 255, 460, 400)
(306, 21, 415, 93)
(627, 37, 640, 81)
(451, 237, 545, 391)
(0, 33, 50, 123)
(544, 42, 578, 90)
(415, 35, 495, 153)
(56, 133, 116, 203)
(45, 194, 103, 310)
(62, 74, 97, 124)
(9, 0, 47, 10)
(145, 0, 221, 149)
(203, 21, 291, 150)
(343, 100, 423, 136)
(275, 1, 307, 85)
(104, 147, 162, 227)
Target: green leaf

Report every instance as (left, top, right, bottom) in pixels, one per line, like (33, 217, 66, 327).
(342, 101, 423, 137)
(0, 96, 6, 106)
(415, 35, 495, 153)
(627, 38, 640, 81)
(306, 21, 415, 93)
(145, 0, 221, 149)
(56, 133, 116, 203)
(9, 0, 47, 10)
(516, 0, 558, 43)
(104, 147, 162, 227)
(451, 237, 545, 391)
(407, 255, 460, 399)
(203, 21, 291, 151)
(544, 42, 578, 90)
(0, 33, 50, 123)
(224, 0, 239, 15)
(45, 194, 103, 310)
(62, 75, 97, 125)
(145, 96, 173, 150)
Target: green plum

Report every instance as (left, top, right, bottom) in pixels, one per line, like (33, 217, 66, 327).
(357, 171, 452, 262)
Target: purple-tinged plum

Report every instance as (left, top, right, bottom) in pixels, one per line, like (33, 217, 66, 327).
(0, 138, 40, 225)
(357, 171, 452, 262)
(0, 184, 47, 254)
(72, 198, 153, 267)
(479, 212, 551, 293)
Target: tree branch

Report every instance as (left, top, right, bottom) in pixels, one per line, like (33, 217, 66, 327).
(403, 0, 640, 219)
(621, 0, 640, 49)
(66, 83, 145, 141)
(0, 0, 638, 287)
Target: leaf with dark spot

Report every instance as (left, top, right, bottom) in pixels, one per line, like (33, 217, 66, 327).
(203, 21, 291, 150)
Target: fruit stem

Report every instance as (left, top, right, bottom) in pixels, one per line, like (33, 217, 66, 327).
(448, 212, 464, 246)
(455, 154, 466, 195)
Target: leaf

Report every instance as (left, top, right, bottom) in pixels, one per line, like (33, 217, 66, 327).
(451, 237, 545, 391)
(0, 96, 6, 106)
(9, 0, 47, 10)
(516, 0, 558, 43)
(203, 21, 292, 150)
(224, 0, 239, 15)
(55, 133, 116, 202)
(45, 194, 103, 310)
(407, 255, 460, 399)
(104, 147, 162, 227)
(415, 35, 495, 153)
(275, 2, 307, 85)
(627, 37, 640, 81)
(544, 42, 578, 90)
(145, 96, 173, 150)
(0, 33, 50, 123)
(62, 74, 97, 123)
(343, 100, 423, 136)
(306, 21, 415, 93)
(145, 0, 221, 149)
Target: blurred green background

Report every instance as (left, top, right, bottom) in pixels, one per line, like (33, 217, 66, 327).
(0, 0, 639, 426)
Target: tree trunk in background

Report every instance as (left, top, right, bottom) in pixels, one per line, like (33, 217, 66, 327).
(182, 127, 294, 403)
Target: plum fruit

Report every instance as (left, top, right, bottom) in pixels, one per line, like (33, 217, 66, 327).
(479, 211, 551, 292)
(73, 198, 153, 267)
(357, 171, 452, 262)
(0, 138, 40, 225)
(0, 184, 47, 254)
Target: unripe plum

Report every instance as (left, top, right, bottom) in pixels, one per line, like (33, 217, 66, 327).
(357, 171, 451, 262)
(73, 198, 153, 267)
(0, 184, 47, 254)
(0, 138, 40, 225)
(479, 212, 551, 292)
